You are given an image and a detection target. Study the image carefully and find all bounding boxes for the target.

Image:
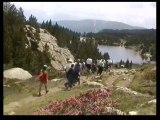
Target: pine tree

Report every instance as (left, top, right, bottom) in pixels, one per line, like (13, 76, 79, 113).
(125, 59, 130, 68)
(27, 14, 38, 28)
(103, 52, 110, 60)
(129, 60, 132, 68)
(119, 59, 123, 66)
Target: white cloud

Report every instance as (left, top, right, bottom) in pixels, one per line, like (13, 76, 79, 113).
(11, 2, 156, 29)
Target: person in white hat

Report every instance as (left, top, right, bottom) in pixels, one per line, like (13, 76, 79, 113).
(64, 58, 74, 89)
(86, 58, 92, 73)
(107, 58, 113, 72)
(64, 58, 74, 72)
(73, 59, 82, 85)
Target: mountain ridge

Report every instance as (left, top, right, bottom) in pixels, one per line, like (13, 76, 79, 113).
(51, 19, 146, 33)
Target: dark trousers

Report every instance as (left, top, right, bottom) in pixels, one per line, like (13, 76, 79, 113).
(74, 72, 80, 85)
(97, 66, 103, 75)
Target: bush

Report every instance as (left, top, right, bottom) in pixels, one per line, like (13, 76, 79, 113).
(144, 70, 156, 81)
(33, 88, 118, 115)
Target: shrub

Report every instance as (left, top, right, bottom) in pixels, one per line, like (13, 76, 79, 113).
(144, 70, 156, 81)
(33, 88, 118, 115)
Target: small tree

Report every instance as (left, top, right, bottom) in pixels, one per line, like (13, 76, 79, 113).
(125, 59, 130, 68)
(119, 59, 123, 66)
(103, 52, 110, 61)
(129, 60, 132, 68)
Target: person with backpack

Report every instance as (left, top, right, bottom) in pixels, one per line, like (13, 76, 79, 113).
(65, 64, 75, 90)
(73, 59, 82, 85)
(86, 58, 92, 73)
(97, 59, 103, 76)
(64, 58, 74, 73)
(107, 58, 113, 72)
(38, 65, 49, 96)
(64, 58, 74, 89)
(91, 61, 97, 73)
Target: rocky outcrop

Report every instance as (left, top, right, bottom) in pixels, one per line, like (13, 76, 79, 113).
(108, 69, 136, 76)
(115, 86, 150, 97)
(3, 68, 32, 80)
(85, 81, 104, 88)
(24, 25, 74, 70)
(128, 111, 138, 115)
(104, 107, 127, 115)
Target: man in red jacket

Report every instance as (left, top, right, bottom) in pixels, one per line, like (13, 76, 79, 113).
(38, 65, 49, 96)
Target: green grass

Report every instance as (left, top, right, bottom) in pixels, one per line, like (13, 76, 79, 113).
(14, 85, 96, 115)
(111, 89, 153, 113)
(137, 103, 156, 115)
(3, 76, 66, 105)
(128, 66, 156, 96)
(112, 76, 124, 86)
(101, 74, 110, 86)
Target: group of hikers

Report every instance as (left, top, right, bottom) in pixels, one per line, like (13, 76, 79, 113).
(38, 57, 113, 96)
(63, 57, 113, 90)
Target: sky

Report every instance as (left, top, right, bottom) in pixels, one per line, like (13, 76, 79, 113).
(11, 2, 156, 29)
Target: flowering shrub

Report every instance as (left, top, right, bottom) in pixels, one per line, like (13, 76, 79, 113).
(33, 88, 119, 115)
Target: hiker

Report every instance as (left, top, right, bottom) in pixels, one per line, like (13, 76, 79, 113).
(81, 59, 86, 71)
(73, 59, 82, 85)
(102, 59, 106, 70)
(86, 58, 92, 73)
(64, 58, 74, 73)
(107, 58, 113, 72)
(65, 64, 75, 90)
(38, 65, 49, 96)
(97, 59, 103, 76)
(64, 58, 74, 89)
(91, 61, 97, 73)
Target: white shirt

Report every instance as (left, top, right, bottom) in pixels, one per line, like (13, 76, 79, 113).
(64, 63, 72, 72)
(86, 58, 92, 64)
(107, 59, 112, 64)
(97, 59, 102, 66)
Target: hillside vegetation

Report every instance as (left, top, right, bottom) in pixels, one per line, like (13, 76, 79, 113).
(3, 63, 156, 115)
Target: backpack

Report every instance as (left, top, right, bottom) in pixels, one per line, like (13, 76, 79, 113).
(74, 63, 81, 73)
(39, 72, 46, 81)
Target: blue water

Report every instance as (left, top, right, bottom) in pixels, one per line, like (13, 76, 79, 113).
(98, 45, 146, 64)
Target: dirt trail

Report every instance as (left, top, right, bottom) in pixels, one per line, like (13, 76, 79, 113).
(4, 87, 62, 115)
(105, 75, 120, 87)
(103, 69, 134, 88)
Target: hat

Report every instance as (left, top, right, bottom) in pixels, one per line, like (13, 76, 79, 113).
(43, 65, 48, 71)
(68, 58, 73, 63)
(44, 65, 48, 68)
(77, 59, 80, 62)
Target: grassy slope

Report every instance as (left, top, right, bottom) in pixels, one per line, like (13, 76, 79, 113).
(128, 64, 156, 96)
(3, 63, 156, 115)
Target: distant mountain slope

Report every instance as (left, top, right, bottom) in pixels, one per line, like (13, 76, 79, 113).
(52, 19, 146, 34)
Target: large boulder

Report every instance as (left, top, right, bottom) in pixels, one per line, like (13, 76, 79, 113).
(3, 68, 32, 80)
(24, 25, 74, 70)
